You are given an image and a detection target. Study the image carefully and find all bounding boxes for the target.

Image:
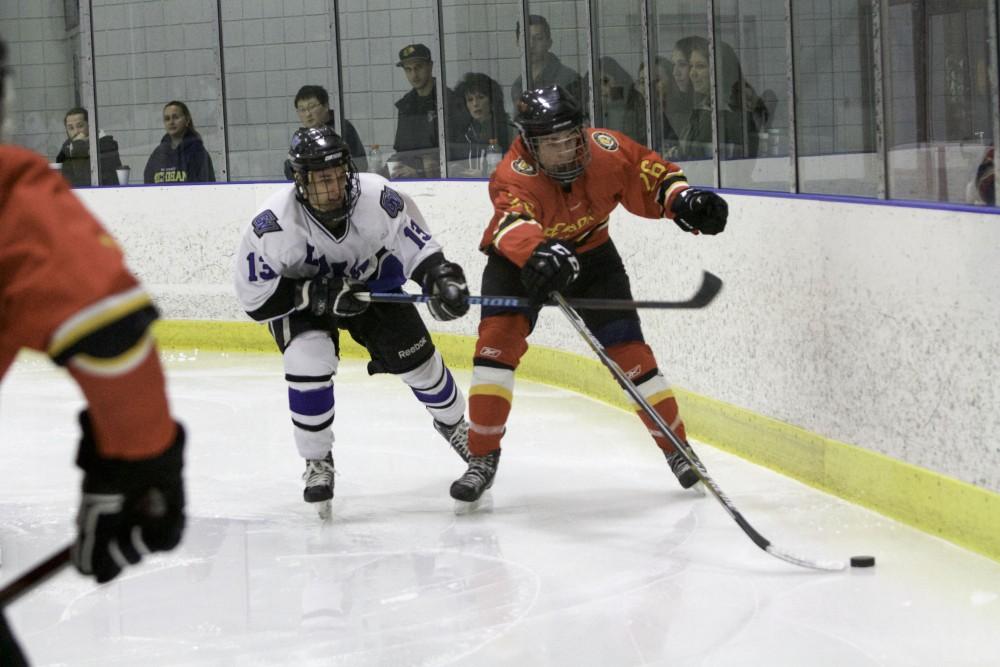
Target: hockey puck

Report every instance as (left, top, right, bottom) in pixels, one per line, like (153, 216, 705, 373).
(850, 555, 875, 568)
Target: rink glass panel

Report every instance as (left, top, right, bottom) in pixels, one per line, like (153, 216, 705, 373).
(2, 0, 999, 206)
(792, 0, 879, 198)
(219, 1, 339, 182)
(439, 0, 520, 179)
(90, 0, 227, 183)
(884, 0, 996, 204)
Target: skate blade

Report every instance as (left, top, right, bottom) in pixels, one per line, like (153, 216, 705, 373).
(453, 492, 493, 515)
(315, 500, 332, 521)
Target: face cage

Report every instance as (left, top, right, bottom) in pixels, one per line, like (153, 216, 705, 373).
(523, 127, 591, 184)
(294, 162, 361, 228)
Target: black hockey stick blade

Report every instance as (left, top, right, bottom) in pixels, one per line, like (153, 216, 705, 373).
(361, 270, 723, 311)
(0, 545, 71, 608)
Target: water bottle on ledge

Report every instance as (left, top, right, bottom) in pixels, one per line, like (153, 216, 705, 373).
(483, 139, 502, 177)
(367, 144, 383, 174)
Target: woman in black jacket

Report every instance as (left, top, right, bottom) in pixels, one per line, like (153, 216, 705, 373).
(453, 72, 511, 176)
(143, 100, 216, 184)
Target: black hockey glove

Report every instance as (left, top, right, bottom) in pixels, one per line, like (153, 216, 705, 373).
(520, 239, 580, 303)
(298, 275, 369, 318)
(669, 187, 728, 235)
(73, 411, 186, 584)
(422, 260, 470, 321)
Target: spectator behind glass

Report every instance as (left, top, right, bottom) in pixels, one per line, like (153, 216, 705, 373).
(510, 15, 583, 105)
(292, 85, 367, 172)
(973, 146, 995, 205)
(391, 43, 468, 179)
(661, 39, 697, 151)
(55, 107, 123, 187)
(598, 56, 639, 140)
(675, 38, 759, 160)
(452, 72, 512, 176)
(630, 58, 673, 150)
(143, 101, 216, 184)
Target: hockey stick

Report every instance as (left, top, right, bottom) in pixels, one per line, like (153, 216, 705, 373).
(0, 545, 71, 608)
(551, 292, 846, 572)
(361, 270, 723, 311)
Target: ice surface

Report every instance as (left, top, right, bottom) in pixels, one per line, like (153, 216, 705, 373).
(1, 351, 999, 666)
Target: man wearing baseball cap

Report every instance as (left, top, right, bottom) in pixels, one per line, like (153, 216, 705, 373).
(390, 43, 468, 178)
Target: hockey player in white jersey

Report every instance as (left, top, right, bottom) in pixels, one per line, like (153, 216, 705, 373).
(234, 126, 471, 518)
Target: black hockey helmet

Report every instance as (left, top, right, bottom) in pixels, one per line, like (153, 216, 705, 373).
(513, 85, 590, 184)
(288, 126, 360, 228)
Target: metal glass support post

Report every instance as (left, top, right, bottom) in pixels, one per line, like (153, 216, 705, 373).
(212, 0, 229, 181)
(785, 0, 798, 193)
(432, 1, 448, 178)
(518, 0, 529, 91)
(585, 0, 599, 127)
(873, 0, 889, 199)
(707, 0, 721, 188)
(640, 0, 654, 152)
(330, 0, 346, 173)
(80, 0, 97, 186)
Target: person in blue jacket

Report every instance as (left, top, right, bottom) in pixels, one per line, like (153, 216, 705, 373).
(143, 100, 216, 184)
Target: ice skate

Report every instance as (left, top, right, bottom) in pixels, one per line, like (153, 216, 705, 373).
(303, 452, 335, 519)
(434, 418, 471, 462)
(665, 446, 701, 490)
(450, 449, 500, 509)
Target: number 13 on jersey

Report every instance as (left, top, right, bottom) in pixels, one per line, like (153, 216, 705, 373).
(246, 252, 277, 282)
(403, 220, 431, 249)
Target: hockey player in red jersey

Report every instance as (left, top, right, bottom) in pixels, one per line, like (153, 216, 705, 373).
(0, 39, 185, 664)
(450, 85, 728, 503)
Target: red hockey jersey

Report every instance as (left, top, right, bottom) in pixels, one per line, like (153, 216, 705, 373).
(481, 128, 690, 266)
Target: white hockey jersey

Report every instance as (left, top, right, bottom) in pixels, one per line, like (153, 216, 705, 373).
(234, 173, 444, 322)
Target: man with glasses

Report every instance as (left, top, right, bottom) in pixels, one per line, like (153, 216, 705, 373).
(291, 85, 367, 172)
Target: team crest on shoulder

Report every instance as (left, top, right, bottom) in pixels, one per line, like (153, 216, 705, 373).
(380, 186, 404, 217)
(511, 158, 537, 176)
(592, 131, 620, 152)
(251, 209, 281, 237)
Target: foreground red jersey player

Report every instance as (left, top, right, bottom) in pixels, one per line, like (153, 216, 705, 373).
(0, 39, 185, 665)
(450, 85, 728, 503)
